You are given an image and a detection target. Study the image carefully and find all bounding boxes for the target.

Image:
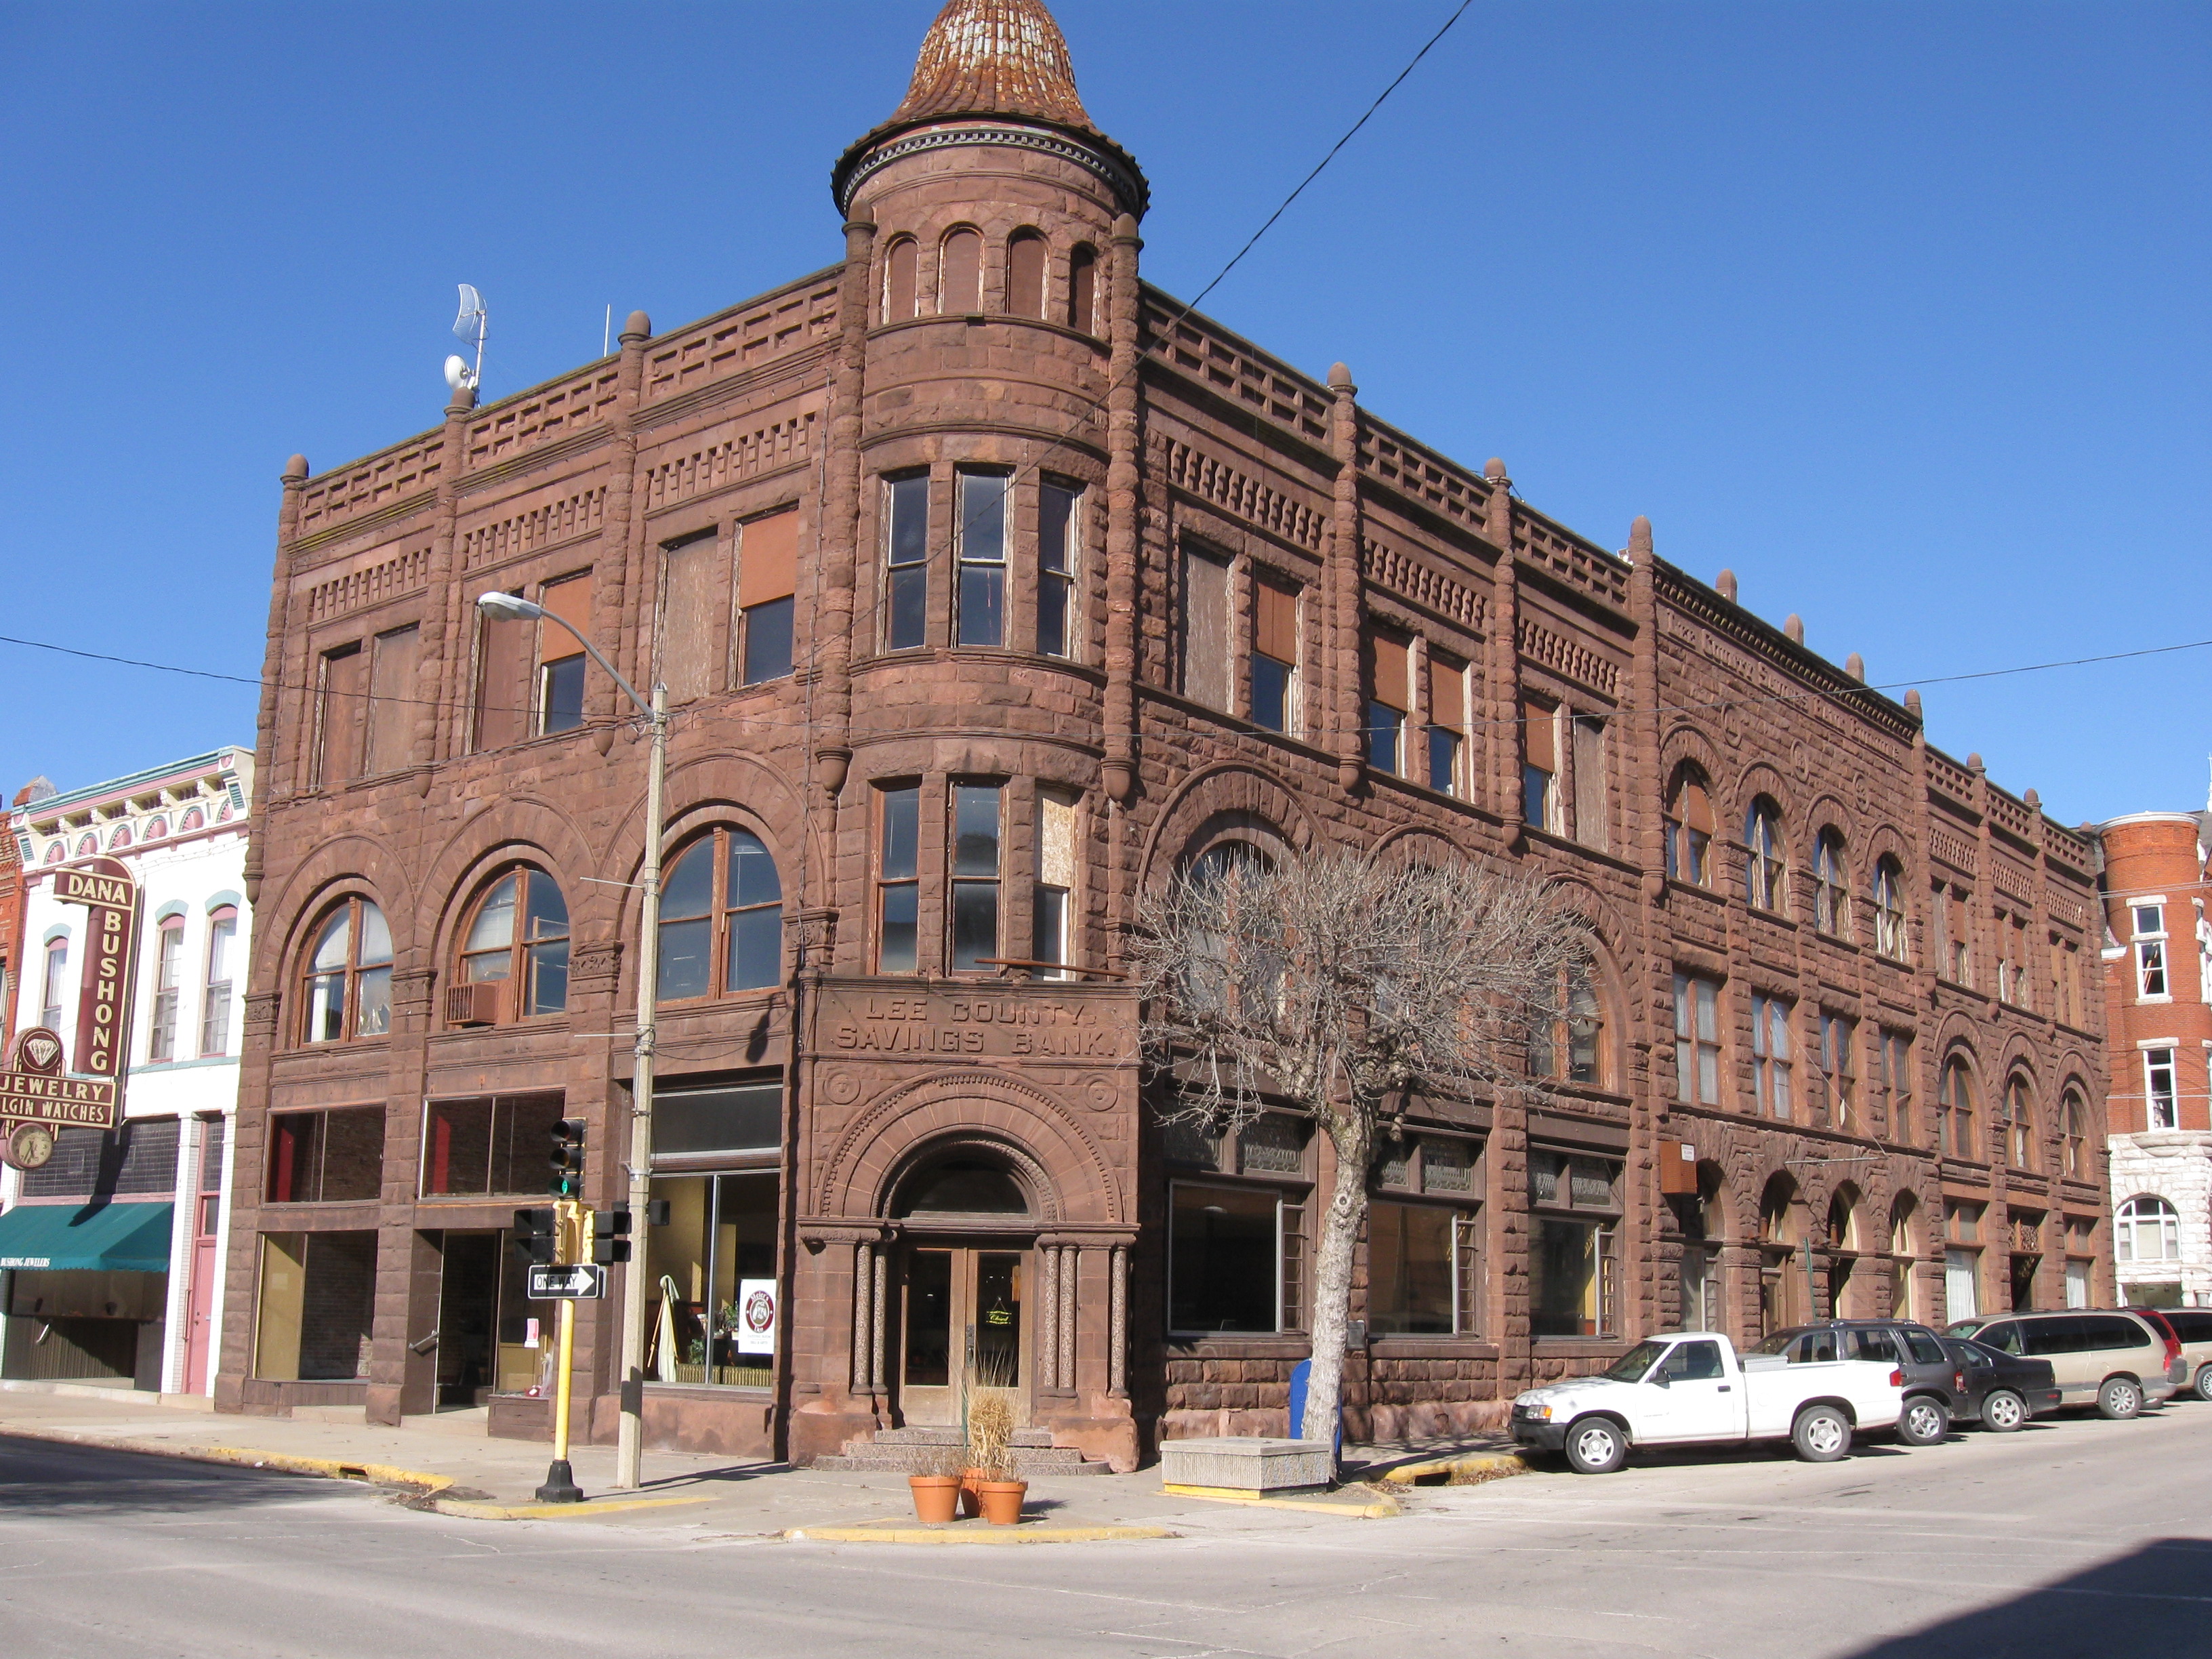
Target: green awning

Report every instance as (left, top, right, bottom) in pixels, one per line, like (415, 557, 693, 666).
(0, 1202, 173, 1272)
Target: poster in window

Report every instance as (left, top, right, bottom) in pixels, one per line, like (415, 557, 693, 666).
(735, 1277, 777, 1355)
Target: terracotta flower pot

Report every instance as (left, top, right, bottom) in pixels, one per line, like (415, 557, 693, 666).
(908, 1474, 962, 1524)
(959, 1467, 985, 1518)
(977, 1478, 1027, 1526)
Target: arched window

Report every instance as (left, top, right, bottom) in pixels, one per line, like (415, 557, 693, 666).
(147, 915, 186, 1061)
(1067, 243, 1097, 333)
(180, 805, 205, 832)
(2116, 1195, 2181, 1264)
(894, 1155, 1031, 1217)
(39, 937, 68, 1029)
(75, 833, 96, 857)
(1872, 856, 1908, 960)
(1006, 229, 1046, 318)
(2003, 1075, 2035, 1170)
(1938, 1058, 1977, 1161)
(1813, 829, 1850, 938)
(939, 228, 981, 314)
(1826, 1188, 1860, 1252)
(145, 816, 168, 840)
(457, 868, 570, 1018)
(2062, 1091, 2087, 1177)
(108, 825, 132, 851)
(201, 905, 237, 1057)
(1744, 798, 1786, 913)
(1663, 764, 1714, 886)
(1532, 964, 1605, 1088)
(882, 236, 918, 323)
(657, 829, 783, 1002)
(301, 897, 392, 1044)
(1889, 1193, 1920, 1319)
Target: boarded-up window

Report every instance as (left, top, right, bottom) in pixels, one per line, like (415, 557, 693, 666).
(1366, 633, 1410, 775)
(884, 238, 918, 323)
(1522, 697, 1557, 830)
(537, 573, 592, 734)
(317, 643, 365, 786)
(1427, 654, 1467, 797)
(1034, 788, 1078, 977)
(1067, 245, 1097, 334)
(739, 510, 798, 684)
(1006, 231, 1046, 319)
(474, 602, 529, 751)
(363, 625, 419, 775)
(1572, 715, 1608, 852)
(1180, 547, 1230, 711)
(940, 228, 982, 314)
(659, 533, 720, 704)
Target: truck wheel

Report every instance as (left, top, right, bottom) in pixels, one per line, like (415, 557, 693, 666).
(1791, 1405, 1851, 1462)
(2194, 1364, 2212, 1404)
(1980, 1389, 2026, 1433)
(1898, 1397, 1950, 1446)
(1563, 1417, 1627, 1475)
(2097, 1377, 2143, 1420)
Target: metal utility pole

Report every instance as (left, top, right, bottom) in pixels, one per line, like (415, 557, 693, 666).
(474, 591, 667, 1494)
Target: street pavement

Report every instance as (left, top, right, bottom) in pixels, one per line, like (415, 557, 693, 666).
(3, 1397, 2208, 1657)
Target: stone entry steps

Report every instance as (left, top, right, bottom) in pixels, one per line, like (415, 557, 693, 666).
(814, 1424, 1111, 1475)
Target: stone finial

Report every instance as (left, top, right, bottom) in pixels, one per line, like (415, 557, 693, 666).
(886, 0, 1095, 133)
(1784, 614, 1804, 645)
(1845, 652, 1864, 681)
(1626, 515, 1653, 565)
(283, 453, 310, 482)
(1717, 569, 1738, 602)
(1113, 211, 1140, 243)
(1328, 362, 1354, 392)
(1904, 689, 1923, 718)
(621, 310, 653, 344)
(1483, 457, 1508, 481)
(2025, 787, 2041, 809)
(445, 384, 476, 417)
(1967, 752, 1984, 773)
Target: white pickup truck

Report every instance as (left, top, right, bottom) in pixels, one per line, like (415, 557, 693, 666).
(1509, 1331, 1906, 1474)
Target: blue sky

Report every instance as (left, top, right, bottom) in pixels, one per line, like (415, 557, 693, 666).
(1, 1, 2204, 826)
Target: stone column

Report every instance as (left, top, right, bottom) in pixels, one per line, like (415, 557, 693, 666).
(419, 387, 476, 779)
(1101, 213, 1144, 804)
(1109, 1242, 1128, 1397)
(1326, 364, 1363, 792)
(592, 313, 651, 750)
(1483, 461, 1521, 832)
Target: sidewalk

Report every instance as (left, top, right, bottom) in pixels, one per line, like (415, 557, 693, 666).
(0, 1381, 1525, 1541)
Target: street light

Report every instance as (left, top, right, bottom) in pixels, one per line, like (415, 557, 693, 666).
(474, 589, 665, 1492)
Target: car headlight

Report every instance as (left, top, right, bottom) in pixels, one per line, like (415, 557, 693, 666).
(1518, 1404, 1553, 1421)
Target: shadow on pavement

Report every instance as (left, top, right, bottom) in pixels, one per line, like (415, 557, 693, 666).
(1841, 1539, 2212, 1658)
(0, 1433, 347, 1516)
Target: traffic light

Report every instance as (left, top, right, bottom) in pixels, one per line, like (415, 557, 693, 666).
(549, 1118, 587, 1198)
(593, 1207, 632, 1265)
(512, 1207, 558, 1264)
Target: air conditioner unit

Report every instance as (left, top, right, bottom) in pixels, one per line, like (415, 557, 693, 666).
(445, 980, 506, 1028)
(1658, 1137, 1700, 1197)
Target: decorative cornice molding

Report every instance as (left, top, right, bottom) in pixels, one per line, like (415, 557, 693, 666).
(836, 122, 1147, 218)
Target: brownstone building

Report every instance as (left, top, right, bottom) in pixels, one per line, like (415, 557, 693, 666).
(218, 0, 2110, 1465)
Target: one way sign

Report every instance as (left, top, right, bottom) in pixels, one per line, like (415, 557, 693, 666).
(527, 1264, 607, 1300)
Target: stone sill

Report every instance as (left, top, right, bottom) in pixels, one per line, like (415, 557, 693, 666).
(1368, 1339, 1500, 1361)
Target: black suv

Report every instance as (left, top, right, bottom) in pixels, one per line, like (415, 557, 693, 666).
(1942, 1337, 2062, 1430)
(1749, 1319, 1962, 1445)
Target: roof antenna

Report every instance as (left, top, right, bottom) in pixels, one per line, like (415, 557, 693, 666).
(603, 304, 612, 358)
(445, 283, 487, 395)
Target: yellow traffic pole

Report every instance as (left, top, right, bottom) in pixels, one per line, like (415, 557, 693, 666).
(535, 1199, 585, 1503)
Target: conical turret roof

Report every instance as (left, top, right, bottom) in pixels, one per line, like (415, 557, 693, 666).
(888, 0, 1094, 131)
(834, 0, 1145, 217)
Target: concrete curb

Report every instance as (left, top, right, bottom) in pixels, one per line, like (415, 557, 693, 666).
(783, 1523, 1176, 1544)
(1374, 1452, 1531, 1487)
(432, 1494, 712, 1521)
(0, 1423, 453, 1494)
(1158, 1482, 1401, 1518)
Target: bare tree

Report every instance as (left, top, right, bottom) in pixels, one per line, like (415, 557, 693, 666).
(1130, 842, 1593, 1454)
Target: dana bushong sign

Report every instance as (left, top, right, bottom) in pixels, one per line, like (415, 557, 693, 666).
(58, 858, 140, 1086)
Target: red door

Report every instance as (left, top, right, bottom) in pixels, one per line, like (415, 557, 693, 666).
(183, 1193, 220, 1394)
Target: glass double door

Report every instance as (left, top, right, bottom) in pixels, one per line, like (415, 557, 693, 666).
(899, 1244, 1027, 1426)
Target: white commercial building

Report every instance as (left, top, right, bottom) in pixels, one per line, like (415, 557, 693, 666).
(0, 748, 253, 1395)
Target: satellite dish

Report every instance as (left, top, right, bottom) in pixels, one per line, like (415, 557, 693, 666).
(443, 354, 474, 392)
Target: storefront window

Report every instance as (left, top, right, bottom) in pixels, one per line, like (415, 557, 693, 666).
(1368, 1132, 1481, 1336)
(254, 1230, 377, 1380)
(1528, 1149, 1620, 1338)
(644, 1172, 777, 1387)
(1169, 1182, 1286, 1334)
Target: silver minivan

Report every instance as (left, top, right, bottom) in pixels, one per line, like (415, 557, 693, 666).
(1946, 1311, 2185, 1418)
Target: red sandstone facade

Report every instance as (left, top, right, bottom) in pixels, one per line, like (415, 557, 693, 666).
(217, 0, 2111, 1462)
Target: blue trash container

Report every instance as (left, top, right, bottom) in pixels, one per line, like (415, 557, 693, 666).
(1286, 1357, 1345, 1457)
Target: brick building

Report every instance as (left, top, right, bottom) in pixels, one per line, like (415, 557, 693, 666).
(2094, 809, 2212, 1309)
(218, 0, 2109, 1465)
